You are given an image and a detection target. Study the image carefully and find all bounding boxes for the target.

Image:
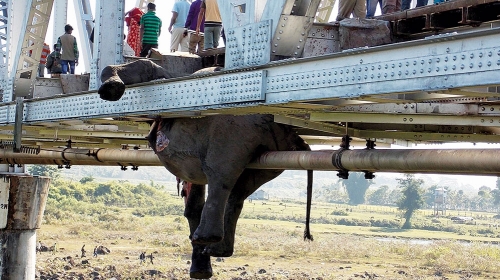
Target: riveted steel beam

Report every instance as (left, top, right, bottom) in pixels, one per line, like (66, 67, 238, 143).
(310, 112, 500, 127)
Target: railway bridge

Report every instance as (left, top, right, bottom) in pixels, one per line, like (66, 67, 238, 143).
(0, 0, 500, 277)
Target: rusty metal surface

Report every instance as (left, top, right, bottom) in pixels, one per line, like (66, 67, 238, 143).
(374, 0, 500, 37)
(303, 23, 340, 57)
(339, 19, 393, 50)
(5, 176, 50, 230)
(59, 74, 90, 94)
(33, 78, 64, 98)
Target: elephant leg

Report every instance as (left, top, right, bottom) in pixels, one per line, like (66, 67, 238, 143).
(184, 184, 212, 279)
(204, 169, 283, 257)
(192, 178, 233, 244)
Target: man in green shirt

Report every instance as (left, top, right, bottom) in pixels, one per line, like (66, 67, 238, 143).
(140, 3, 162, 57)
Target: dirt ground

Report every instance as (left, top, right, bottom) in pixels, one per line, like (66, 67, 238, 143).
(35, 245, 495, 280)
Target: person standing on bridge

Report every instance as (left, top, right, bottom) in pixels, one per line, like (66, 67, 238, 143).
(55, 24, 79, 74)
(169, 0, 190, 52)
(196, 0, 222, 50)
(38, 42, 50, 77)
(402, 0, 427, 10)
(382, 0, 401, 14)
(337, 0, 366, 21)
(140, 3, 162, 57)
(124, 7, 144, 56)
(184, 0, 204, 54)
(46, 44, 62, 77)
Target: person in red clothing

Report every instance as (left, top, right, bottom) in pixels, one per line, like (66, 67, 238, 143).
(124, 7, 144, 56)
(38, 43, 50, 77)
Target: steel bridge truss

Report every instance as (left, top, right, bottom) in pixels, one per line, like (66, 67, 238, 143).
(0, 0, 499, 168)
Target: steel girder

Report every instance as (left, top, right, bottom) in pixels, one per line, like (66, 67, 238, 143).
(0, 0, 9, 101)
(89, 0, 125, 90)
(72, 0, 93, 73)
(0, 28, 497, 121)
(11, 0, 53, 100)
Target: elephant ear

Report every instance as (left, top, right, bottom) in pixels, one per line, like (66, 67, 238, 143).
(147, 117, 170, 153)
(155, 129, 170, 152)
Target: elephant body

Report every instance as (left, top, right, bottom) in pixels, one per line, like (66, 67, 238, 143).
(98, 61, 313, 279)
(148, 115, 312, 279)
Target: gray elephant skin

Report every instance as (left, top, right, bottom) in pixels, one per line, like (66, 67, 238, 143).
(98, 59, 172, 101)
(148, 115, 313, 279)
(98, 61, 313, 279)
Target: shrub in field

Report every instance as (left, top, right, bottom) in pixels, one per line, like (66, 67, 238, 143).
(369, 219, 400, 228)
(331, 210, 348, 216)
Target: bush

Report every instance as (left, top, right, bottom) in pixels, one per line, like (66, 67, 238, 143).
(331, 210, 349, 216)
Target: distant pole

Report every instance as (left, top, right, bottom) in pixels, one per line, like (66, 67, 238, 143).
(0, 176, 50, 279)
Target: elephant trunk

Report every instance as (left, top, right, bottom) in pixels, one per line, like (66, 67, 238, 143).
(98, 66, 125, 101)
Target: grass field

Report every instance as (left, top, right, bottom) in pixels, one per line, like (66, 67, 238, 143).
(36, 197, 500, 279)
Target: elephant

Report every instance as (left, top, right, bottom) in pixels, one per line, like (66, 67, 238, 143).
(98, 60, 314, 279)
(147, 115, 313, 279)
(98, 59, 173, 101)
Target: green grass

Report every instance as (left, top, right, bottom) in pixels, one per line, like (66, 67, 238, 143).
(36, 192, 500, 279)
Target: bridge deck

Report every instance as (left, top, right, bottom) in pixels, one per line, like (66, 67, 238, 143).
(1, 0, 500, 152)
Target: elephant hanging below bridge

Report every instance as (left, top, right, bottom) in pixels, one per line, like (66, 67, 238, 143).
(148, 114, 313, 279)
(98, 60, 314, 279)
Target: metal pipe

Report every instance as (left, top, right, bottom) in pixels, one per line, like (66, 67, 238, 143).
(1, 148, 500, 175)
(0, 148, 162, 166)
(248, 149, 500, 175)
(340, 149, 500, 175)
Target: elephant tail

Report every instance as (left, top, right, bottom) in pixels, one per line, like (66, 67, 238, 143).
(304, 169, 314, 241)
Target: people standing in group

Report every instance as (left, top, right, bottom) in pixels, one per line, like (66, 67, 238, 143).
(125, 7, 144, 56)
(38, 42, 50, 77)
(46, 44, 62, 77)
(140, 3, 162, 57)
(337, 0, 366, 21)
(184, 0, 204, 53)
(55, 24, 79, 74)
(169, 0, 190, 52)
(196, 0, 222, 50)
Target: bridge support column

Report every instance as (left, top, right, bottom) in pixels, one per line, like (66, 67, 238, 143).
(0, 176, 50, 279)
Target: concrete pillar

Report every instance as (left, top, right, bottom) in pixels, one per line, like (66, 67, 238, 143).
(0, 176, 50, 280)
